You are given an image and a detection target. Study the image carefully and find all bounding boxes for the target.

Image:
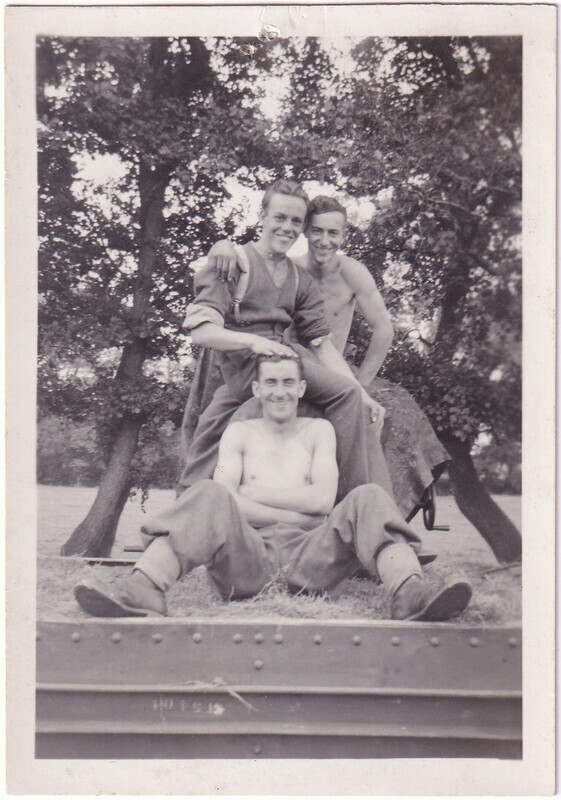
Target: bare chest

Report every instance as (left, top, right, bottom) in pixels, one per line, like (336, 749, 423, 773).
(242, 431, 314, 488)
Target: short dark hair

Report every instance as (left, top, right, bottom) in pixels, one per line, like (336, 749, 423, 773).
(307, 195, 347, 227)
(255, 352, 304, 380)
(261, 179, 309, 213)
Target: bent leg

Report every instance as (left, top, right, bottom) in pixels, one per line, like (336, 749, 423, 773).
(366, 424, 395, 500)
(294, 348, 371, 501)
(138, 480, 278, 600)
(285, 484, 422, 594)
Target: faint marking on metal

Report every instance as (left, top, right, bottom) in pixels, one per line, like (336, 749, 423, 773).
(252, 743, 262, 755)
(176, 678, 258, 713)
(37, 682, 522, 700)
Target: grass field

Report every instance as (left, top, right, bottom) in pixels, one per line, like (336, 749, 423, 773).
(37, 485, 521, 624)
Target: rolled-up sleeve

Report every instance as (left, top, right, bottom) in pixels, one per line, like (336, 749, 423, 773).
(182, 264, 231, 331)
(292, 268, 331, 346)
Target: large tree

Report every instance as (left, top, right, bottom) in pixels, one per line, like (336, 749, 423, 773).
(38, 36, 280, 555)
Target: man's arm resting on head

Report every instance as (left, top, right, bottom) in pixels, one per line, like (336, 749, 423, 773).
(238, 420, 338, 516)
(341, 256, 394, 387)
(191, 322, 297, 358)
(213, 424, 321, 528)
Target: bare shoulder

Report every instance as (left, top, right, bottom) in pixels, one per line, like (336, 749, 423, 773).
(301, 417, 336, 446)
(339, 254, 377, 292)
(222, 420, 255, 445)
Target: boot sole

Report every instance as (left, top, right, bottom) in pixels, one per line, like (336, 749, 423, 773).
(407, 579, 472, 622)
(74, 581, 164, 618)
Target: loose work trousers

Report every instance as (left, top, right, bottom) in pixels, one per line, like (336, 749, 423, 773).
(138, 480, 422, 601)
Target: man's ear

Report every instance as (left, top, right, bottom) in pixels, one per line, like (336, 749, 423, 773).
(298, 379, 307, 398)
(251, 379, 260, 398)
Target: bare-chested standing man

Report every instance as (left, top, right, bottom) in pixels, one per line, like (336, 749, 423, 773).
(74, 354, 471, 622)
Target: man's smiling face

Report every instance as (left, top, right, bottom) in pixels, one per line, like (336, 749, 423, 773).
(259, 193, 308, 255)
(306, 210, 346, 266)
(252, 358, 306, 423)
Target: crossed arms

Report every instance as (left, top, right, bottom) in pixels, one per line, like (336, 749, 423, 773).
(213, 420, 339, 529)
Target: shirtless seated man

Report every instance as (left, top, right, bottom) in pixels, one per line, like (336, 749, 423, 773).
(74, 354, 471, 622)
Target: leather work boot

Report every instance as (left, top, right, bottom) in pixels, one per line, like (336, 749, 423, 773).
(391, 575, 472, 622)
(74, 572, 167, 618)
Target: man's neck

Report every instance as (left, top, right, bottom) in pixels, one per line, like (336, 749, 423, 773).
(255, 238, 288, 264)
(306, 252, 341, 279)
(262, 414, 300, 435)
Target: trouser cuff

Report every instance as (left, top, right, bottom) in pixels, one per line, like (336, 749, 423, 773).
(134, 535, 181, 592)
(376, 542, 423, 597)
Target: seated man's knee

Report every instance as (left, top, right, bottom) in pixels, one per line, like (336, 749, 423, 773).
(347, 483, 390, 505)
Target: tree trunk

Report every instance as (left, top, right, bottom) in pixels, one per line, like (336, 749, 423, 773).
(61, 159, 171, 557)
(60, 415, 143, 557)
(439, 432, 521, 563)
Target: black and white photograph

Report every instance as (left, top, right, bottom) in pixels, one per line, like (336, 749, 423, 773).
(5, 3, 555, 796)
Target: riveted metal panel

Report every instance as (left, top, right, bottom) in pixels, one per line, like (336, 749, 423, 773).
(36, 619, 521, 692)
(35, 618, 522, 760)
(37, 686, 521, 739)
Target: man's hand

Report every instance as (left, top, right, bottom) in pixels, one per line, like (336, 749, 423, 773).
(363, 394, 386, 435)
(208, 240, 245, 283)
(249, 335, 297, 358)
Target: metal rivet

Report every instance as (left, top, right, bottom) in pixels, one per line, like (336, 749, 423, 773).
(111, 632, 122, 643)
(469, 637, 479, 647)
(233, 633, 243, 643)
(254, 659, 264, 670)
(36, 632, 41, 641)
(192, 632, 202, 643)
(71, 632, 81, 642)
(253, 743, 262, 755)
(508, 637, 518, 648)
(254, 633, 264, 644)
(313, 634, 323, 645)
(152, 633, 162, 643)
(429, 637, 440, 647)
(352, 635, 362, 646)
(391, 636, 401, 646)
(274, 633, 283, 644)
